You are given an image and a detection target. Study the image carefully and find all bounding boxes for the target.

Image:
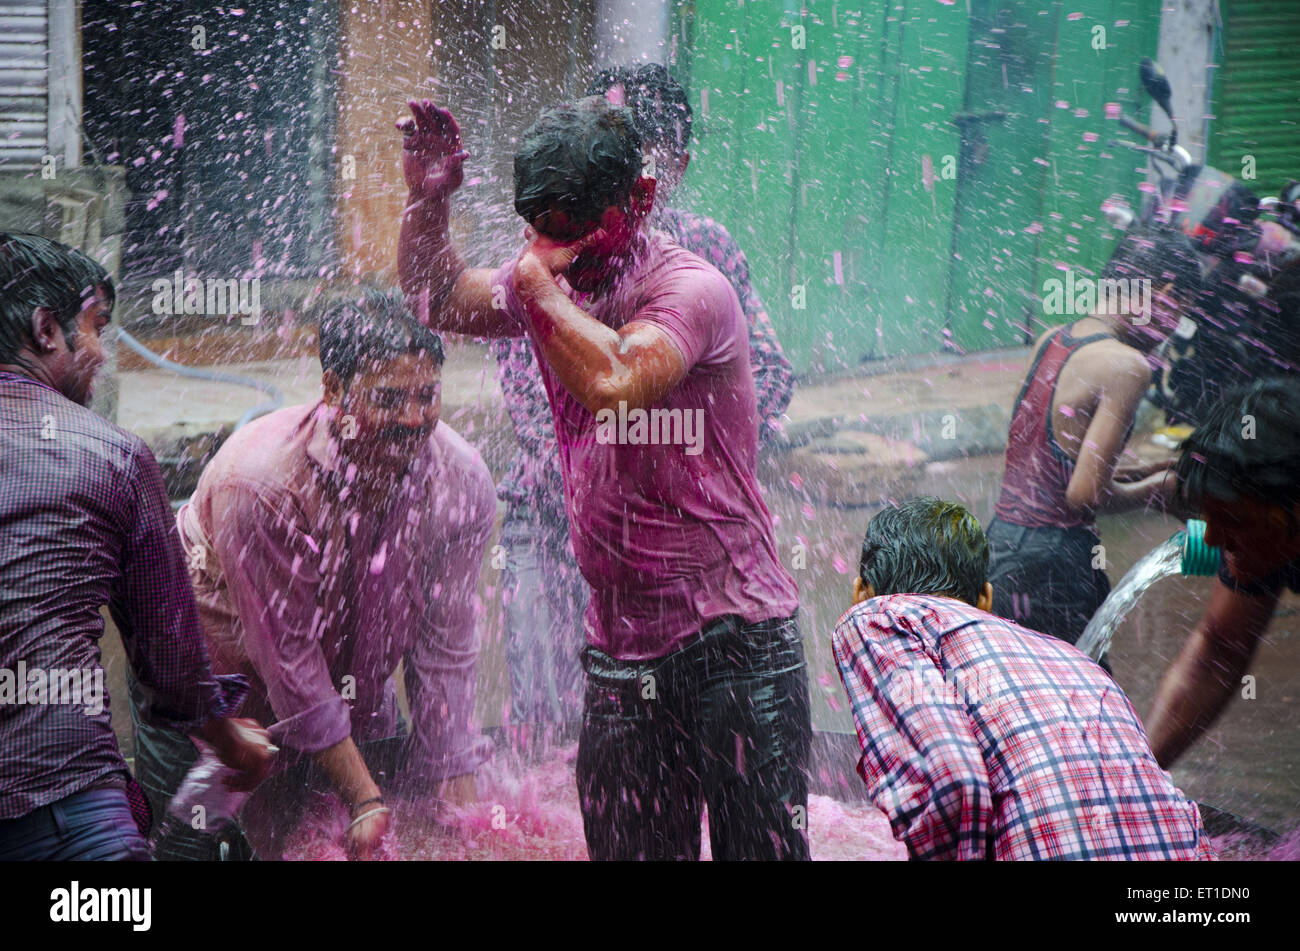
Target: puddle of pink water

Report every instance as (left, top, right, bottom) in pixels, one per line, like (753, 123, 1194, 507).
(281, 745, 906, 861)
(1210, 826, 1300, 862)
(281, 745, 1290, 861)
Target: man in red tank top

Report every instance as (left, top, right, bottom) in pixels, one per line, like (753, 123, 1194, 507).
(987, 226, 1203, 659)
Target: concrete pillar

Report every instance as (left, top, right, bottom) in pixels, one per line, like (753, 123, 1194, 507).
(594, 0, 671, 68)
(1153, 0, 1219, 165)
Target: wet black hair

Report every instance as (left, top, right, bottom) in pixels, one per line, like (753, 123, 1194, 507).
(317, 286, 444, 386)
(1101, 223, 1202, 300)
(858, 497, 990, 606)
(0, 231, 115, 363)
(586, 63, 693, 154)
(513, 96, 642, 238)
(1175, 377, 1300, 513)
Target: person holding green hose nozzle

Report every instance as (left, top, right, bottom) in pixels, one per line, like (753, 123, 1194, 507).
(1148, 377, 1300, 767)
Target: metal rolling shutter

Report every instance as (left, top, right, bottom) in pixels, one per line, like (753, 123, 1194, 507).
(0, 0, 47, 169)
(1208, 0, 1300, 196)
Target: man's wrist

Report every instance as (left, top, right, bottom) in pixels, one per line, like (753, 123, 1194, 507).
(403, 192, 452, 224)
(192, 717, 226, 746)
(515, 259, 563, 310)
(349, 794, 385, 817)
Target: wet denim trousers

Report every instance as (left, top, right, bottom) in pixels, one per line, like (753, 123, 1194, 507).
(576, 613, 811, 861)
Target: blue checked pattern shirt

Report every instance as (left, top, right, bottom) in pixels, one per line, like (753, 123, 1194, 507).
(1, 370, 246, 819)
(832, 593, 1217, 860)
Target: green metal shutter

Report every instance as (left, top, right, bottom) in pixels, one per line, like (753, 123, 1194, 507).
(1208, 0, 1300, 196)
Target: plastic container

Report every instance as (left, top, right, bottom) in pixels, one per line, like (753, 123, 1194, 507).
(154, 740, 250, 842)
(1177, 518, 1221, 577)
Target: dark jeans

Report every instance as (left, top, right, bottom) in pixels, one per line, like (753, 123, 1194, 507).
(987, 518, 1112, 668)
(576, 613, 811, 861)
(0, 787, 153, 862)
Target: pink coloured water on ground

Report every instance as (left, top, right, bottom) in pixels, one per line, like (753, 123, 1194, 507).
(281, 745, 905, 861)
(280, 745, 1292, 861)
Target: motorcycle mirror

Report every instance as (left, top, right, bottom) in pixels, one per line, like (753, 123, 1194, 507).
(1139, 58, 1174, 119)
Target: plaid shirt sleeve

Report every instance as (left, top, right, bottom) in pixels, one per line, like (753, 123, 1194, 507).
(832, 605, 994, 860)
(109, 442, 246, 730)
(490, 335, 566, 511)
(493, 336, 558, 463)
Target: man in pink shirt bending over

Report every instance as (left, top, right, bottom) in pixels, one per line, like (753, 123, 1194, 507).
(396, 96, 808, 860)
(133, 289, 495, 860)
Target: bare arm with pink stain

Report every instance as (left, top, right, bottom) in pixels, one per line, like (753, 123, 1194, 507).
(396, 99, 520, 339)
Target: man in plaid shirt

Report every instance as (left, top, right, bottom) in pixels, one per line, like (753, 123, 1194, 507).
(832, 497, 1215, 860)
(0, 233, 273, 861)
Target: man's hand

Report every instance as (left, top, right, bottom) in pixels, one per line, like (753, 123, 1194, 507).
(194, 717, 275, 792)
(1113, 456, 1174, 482)
(396, 99, 469, 199)
(345, 806, 391, 861)
(515, 226, 604, 293)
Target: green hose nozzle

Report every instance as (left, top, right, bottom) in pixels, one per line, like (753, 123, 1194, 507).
(1177, 518, 1221, 577)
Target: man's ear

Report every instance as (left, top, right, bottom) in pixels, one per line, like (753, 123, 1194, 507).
(630, 176, 656, 219)
(322, 368, 344, 408)
(976, 582, 994, 613)
(677, 151, 690, 179)
(31, 306, 66, 354)
(851, 577, 875, 605)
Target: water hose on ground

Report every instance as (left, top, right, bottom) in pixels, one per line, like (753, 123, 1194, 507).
(116, 327, 284, 431)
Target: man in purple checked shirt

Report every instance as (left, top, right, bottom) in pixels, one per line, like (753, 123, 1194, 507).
(397, 89, 807, 860)
(491, 64, 795, 745)
(0, 233, 273, 861)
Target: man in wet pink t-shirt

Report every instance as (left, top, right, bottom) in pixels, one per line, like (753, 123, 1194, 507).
(397, 95, 808, 860)
(132, 290, 495, 861)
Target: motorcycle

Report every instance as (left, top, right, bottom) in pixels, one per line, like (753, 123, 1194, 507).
(1104, 58, 1300, 427)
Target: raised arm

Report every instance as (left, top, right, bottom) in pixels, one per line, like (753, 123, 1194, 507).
(396, 99, 519, 338)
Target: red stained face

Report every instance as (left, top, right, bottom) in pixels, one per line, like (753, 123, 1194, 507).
(563, 207, 640, 292)
(532, 179, 654, 293)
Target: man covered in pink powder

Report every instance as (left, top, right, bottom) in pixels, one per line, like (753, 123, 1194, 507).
(396, 96, 809, 860)
(132, 289, 495, 861)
